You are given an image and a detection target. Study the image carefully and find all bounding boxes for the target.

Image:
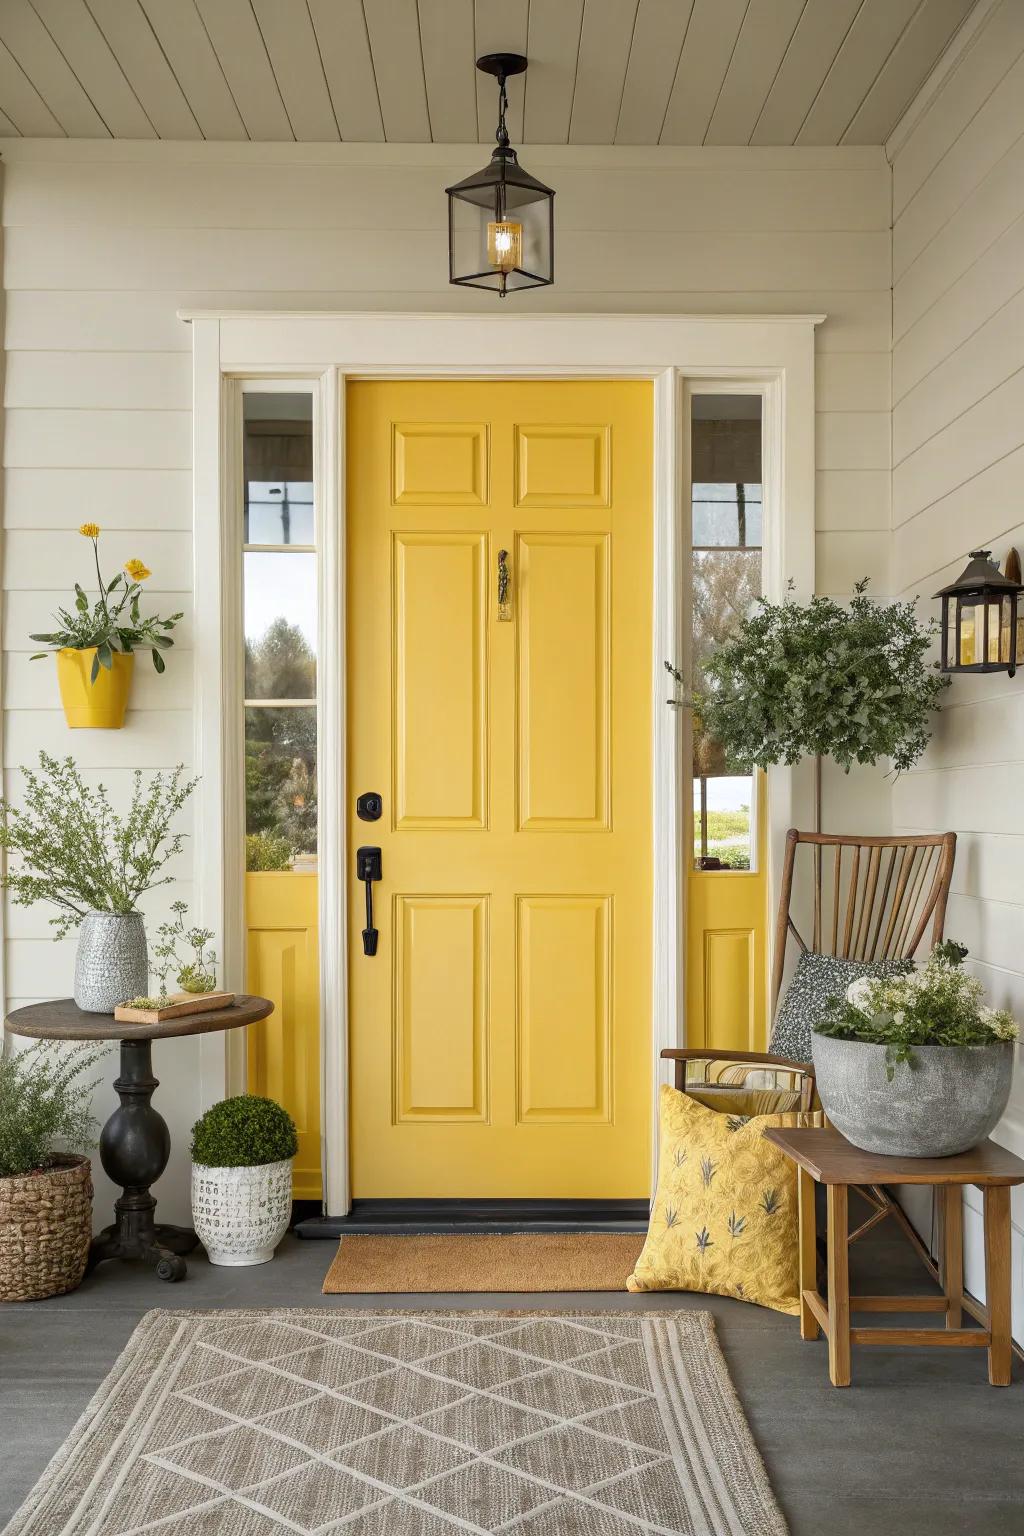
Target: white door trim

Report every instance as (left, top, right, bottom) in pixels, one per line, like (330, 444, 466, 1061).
(187, 311, 820, 1215)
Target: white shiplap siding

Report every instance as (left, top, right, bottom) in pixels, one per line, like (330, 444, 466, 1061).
(890, 0, 1024, 1345)
(1, 139, 892, 1221)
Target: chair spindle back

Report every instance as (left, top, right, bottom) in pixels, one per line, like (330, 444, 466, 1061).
(770, 830, 956, 1018)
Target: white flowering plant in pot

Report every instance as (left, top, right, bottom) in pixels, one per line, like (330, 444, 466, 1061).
(190, 1095, 298, 1267)
(811, 942, 1019, 1157)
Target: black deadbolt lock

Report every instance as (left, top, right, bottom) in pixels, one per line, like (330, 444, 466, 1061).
(356, 790, 383, 822)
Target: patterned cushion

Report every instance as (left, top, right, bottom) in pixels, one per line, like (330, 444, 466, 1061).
(627, 1084, 821, 1313)
(769, 951, 913, 1063)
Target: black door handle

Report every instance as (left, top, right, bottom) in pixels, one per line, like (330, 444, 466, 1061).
(356, 846, 382, 956)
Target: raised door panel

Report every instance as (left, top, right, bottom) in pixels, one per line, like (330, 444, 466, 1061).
(392, 532, 487, 828)
(517, 894, 611, 1122)
(246, 872, 320, 1199)
(517, 532, 609, 830)
(394, 894, 489, 1122)
(392, 422, 488, 506)
(515, 423, 609, 507)
(701, 929, 755, 1055)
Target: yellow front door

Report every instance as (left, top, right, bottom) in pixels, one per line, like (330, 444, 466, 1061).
(347, 380, 652, 1199)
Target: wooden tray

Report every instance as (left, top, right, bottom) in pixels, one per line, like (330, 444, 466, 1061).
(113, 991, 235, 1024)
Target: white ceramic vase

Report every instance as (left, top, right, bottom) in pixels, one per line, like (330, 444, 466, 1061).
(74, 910, 148, 1013)
(191, 1159, 293, 1266)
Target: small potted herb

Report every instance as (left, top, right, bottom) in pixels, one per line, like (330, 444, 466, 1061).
(0, 754, 197, 1012)
(0, 1042, 105, 1301)
(812, 942, 1018, 1156)
(30, 525, 182, 729)
(190, 1096, 297, 1266)
(152, 902, 220, 997)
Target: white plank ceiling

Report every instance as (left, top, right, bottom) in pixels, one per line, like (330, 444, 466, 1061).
(0, 0, 978, 145)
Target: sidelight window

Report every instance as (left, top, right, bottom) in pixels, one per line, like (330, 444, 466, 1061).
(690, 394, 762, 872)
(242, 392, 318, 872)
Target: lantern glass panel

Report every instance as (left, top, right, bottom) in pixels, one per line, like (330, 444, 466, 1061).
(1000, 596, 1013, 665)
(994, 595, 1007, 663)
(450, 190, 552, 291)
(964, 599, 982, 666)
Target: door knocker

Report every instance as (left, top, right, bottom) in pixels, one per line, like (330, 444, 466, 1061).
(497, 548, 512, 622)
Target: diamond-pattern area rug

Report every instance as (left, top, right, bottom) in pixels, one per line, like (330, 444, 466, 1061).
(3, 1308, 788, 1536)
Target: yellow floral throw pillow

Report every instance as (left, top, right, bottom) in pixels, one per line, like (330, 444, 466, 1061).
(627, 1083, 818, 1314)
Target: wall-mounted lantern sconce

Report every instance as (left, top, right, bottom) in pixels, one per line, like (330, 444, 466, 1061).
(935, 549, 1024, 677)
(445, 53, 554, 298)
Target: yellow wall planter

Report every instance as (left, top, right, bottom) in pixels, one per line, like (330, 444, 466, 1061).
(56, 648, 134, 729)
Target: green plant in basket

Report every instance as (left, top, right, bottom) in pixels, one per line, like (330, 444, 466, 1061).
(814, 940, 1018, 1079)
(191, 1095, 298, 1169)
(29, 525, 182, 681)
(0, 1041, 107, 1178)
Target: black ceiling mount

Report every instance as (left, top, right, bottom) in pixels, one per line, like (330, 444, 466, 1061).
(476, 52, 528, 82)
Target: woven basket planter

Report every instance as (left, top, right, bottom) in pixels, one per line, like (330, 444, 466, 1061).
(0, 1154, 93, 1302)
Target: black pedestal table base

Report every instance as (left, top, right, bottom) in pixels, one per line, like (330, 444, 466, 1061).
(88, 1038, 199, 1282)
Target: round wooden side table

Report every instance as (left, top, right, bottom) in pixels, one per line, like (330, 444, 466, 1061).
(5, 995, 273, 1283)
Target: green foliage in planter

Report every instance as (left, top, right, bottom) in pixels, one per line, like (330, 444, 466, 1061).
(0, 1041, 107, 1178)
(246, 831, 293, 872)
(697, 579, 950, 775)
(29, 526, 181, 679)
(0, 754, 198, 938)
(814, 941, 1019, 1077)
(190, 1094, 298, 1169)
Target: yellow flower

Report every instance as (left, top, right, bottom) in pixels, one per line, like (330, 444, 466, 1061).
(79, 522, 101, 539)
(124, 559, 151, 582)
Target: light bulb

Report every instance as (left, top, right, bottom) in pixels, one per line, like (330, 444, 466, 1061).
(487, 219, 522, 273)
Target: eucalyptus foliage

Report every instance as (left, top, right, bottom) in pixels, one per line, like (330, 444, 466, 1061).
(191, 1095, 298, 1168)
(0, 754, 198, 937)
(696, 579, 949, 775)
(0, 1041, 107, 1177)
(814, 941, 1018, 1078)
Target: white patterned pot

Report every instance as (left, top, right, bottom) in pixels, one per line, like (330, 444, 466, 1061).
(74, 911, 148, 1013)
(191, 1159, 293, 1266)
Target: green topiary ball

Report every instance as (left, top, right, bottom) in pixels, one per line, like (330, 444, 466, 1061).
(190, 1094, 298, 1168)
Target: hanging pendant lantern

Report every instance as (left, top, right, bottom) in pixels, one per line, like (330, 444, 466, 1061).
(446, 53, 554, 298)
(935, 549, 1024, 677)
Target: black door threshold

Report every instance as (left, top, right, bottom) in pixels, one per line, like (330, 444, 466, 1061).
(295, 1197, 649, 1239)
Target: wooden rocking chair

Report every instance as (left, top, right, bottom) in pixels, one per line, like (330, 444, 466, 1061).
(769, 829, 956, 1267)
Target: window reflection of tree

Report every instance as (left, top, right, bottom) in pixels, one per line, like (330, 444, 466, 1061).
(245, 616, 317, 863)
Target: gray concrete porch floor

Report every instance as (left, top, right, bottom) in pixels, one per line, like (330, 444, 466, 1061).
(1, 1222, 1021, 1535)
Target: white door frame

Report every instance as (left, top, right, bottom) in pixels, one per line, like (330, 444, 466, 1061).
(187, 311, 820, 1216)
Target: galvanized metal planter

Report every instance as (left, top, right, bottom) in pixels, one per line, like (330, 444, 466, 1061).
(812, 1033, 1015, 1157)
(74, 911, 148, 1013)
